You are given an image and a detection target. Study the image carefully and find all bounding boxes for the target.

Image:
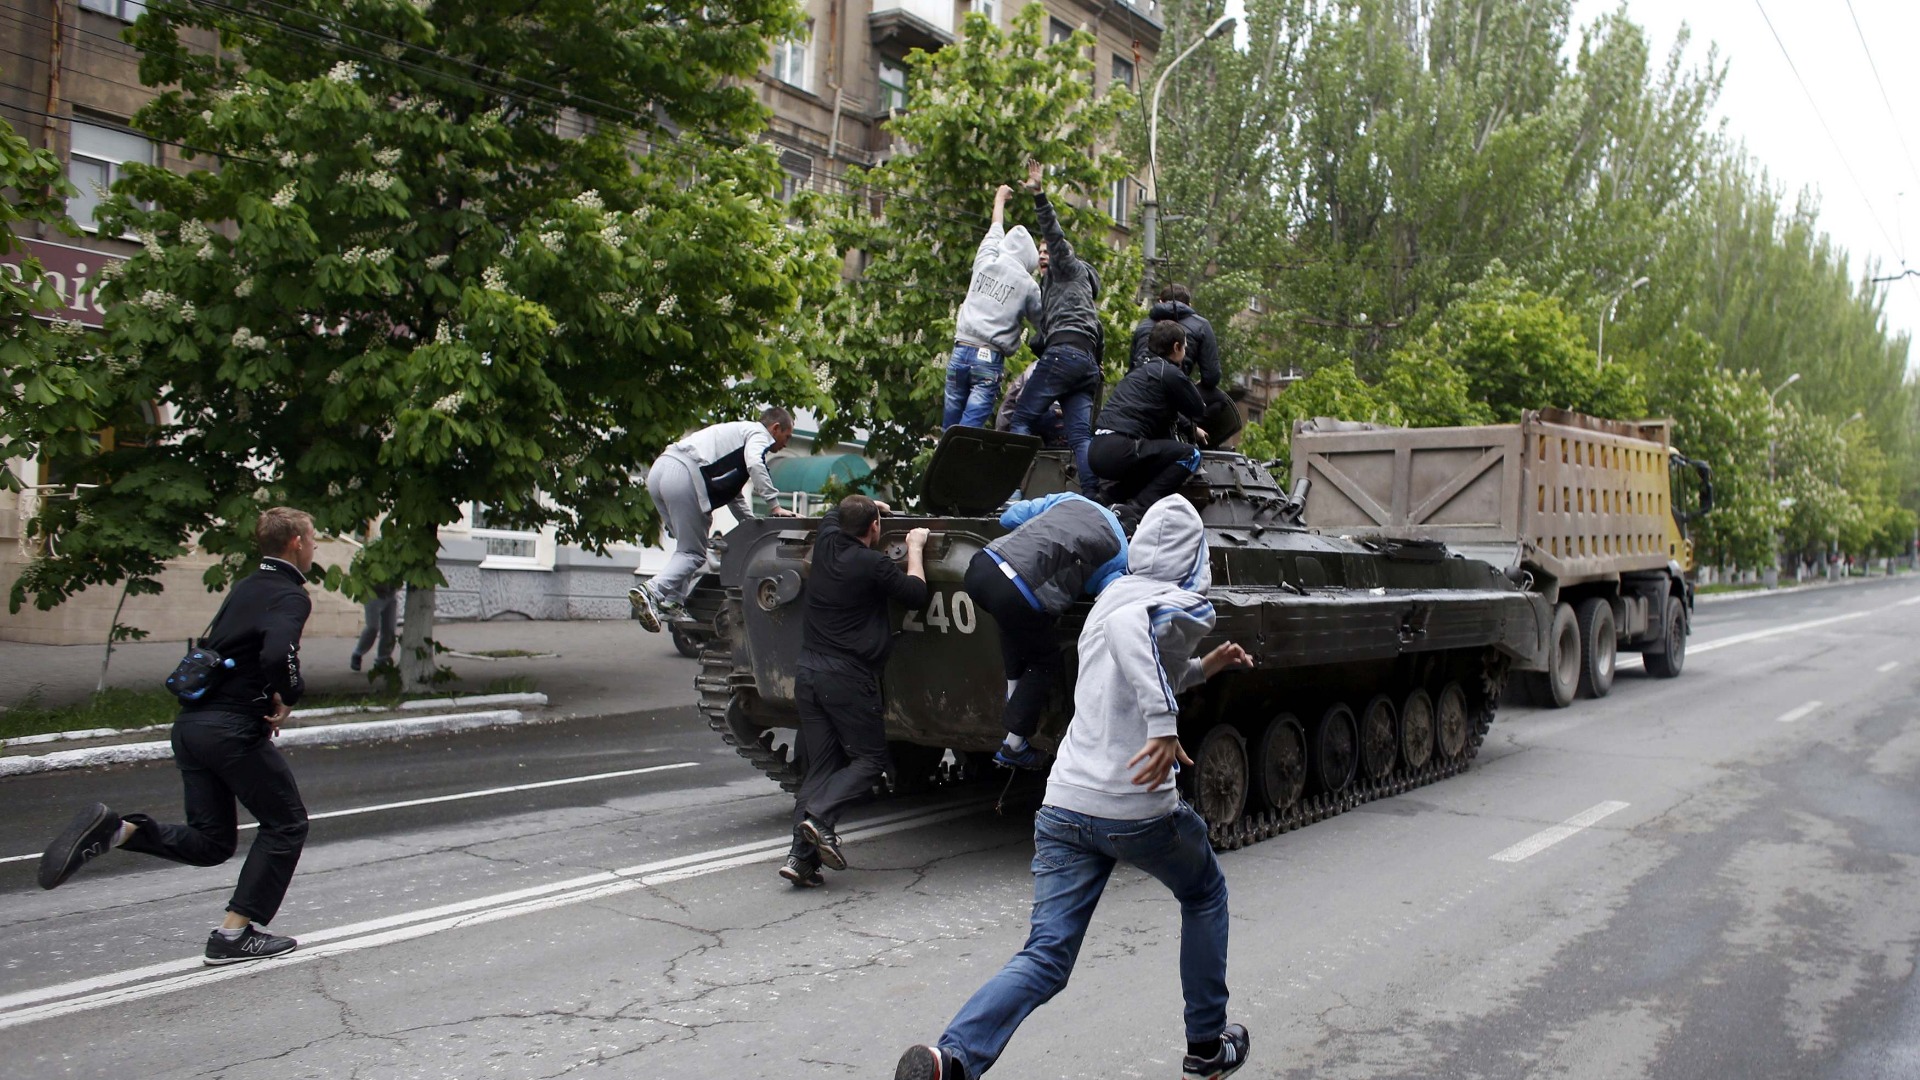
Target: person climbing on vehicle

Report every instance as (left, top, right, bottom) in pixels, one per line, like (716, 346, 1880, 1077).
(631, 408, 797, 633)
(1129, 283, 1242, 449)
(1089, 320, 1207, 531)
(947, 184, 1043, 430)
(1004, 159, 1104, 498)
(995, 366, 1066, 448)
(895, 495, 1255, 1080)
(963, 492, 1128, 771)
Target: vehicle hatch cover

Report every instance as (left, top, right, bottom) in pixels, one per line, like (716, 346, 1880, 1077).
(919, 427, 1041, 516)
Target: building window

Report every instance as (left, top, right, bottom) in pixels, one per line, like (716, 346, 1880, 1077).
(971, 0, 997, 23)
(470, 503, 544, 569)
(79, 0, 146, 20)
(1049, 18, 1074, 45)
(771, 21, 813, 92)
(1111, 54, 1135, 91)
(68, 120, 153, 234)
(778, 149, 814, 201)
(1110, 176, 1130, 224)
(878, 61, 908, 113)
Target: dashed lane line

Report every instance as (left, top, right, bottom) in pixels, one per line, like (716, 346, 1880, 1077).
(1776, 701, 1823, 724)
(1489, 800, 1630, 863)
(1878, 661, 1902, 673)
(0, 761, 700, 867)
(0, 798, 990, 1030)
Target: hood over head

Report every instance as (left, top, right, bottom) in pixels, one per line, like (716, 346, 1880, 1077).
(1002, 225, 1039, 273)
(1126, 496, 1210, 593)
(1149, 300, 1197, 321)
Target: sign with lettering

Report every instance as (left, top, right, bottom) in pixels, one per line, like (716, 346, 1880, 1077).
(0, 238, 124, 329)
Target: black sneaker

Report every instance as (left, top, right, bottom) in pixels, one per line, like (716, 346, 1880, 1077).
(797, 817, 846, 871)
(778, 855, 824, 888)
(348, 653, 363, 672)
(895, 1044, 967, 1080)
(203, 925, 298, 967)
(38, 803, 121, 890)
(1182, 1023, 1250, 1080)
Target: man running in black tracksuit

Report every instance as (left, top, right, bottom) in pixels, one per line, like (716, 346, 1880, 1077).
(1128, 283, 1243, 449)
(38, 507, 317, 966)
(1091, 320, 1208, 530)
(782, 495, 931, 886)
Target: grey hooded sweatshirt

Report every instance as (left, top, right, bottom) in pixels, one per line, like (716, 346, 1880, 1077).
(954, 222, 1042, 357)
(1044, 496, 1216, 820)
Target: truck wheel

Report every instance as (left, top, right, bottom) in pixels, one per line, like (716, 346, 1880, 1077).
(670, 625, 702, 659)
(1575, 598, 1617, 699)
(1644, 594, 1688, 678)
(1534, 602, 1580, 708)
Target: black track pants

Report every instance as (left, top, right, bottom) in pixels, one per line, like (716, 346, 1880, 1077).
(791, 658, 890, 857)
(964, 552, 1061, 740)
(121, 710, 309, 925)
(1088, 433, 1201, 511)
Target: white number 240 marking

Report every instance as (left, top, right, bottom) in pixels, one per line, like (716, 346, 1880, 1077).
(903, 590, 977, 634)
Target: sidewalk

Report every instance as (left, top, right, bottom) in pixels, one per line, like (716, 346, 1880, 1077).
(0, 616, 700, 719)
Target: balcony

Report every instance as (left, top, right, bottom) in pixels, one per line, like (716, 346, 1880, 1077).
(869, 0, 954, 52)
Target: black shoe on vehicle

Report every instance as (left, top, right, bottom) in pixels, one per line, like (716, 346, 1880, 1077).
(38, 803, 121, 890)
(895, 1044, 967, 1080)
(203, 925, 298, 967)
(778, 855, 824, 888)
(1182, 1023, 1250, 1080)
(797, 817, 846, 871)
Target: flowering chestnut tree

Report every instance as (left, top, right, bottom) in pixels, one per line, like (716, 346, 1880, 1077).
(10, 0, 838, 686)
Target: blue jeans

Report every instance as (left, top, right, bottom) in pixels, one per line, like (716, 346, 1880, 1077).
(1007, 345, 1101, 495)
(944, 344, 1004, 429)
(938, 803, 1230, 1076)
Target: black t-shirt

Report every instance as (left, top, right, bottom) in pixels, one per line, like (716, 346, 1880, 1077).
(800, 509, 931, 672)
(182, 558, 313, 716)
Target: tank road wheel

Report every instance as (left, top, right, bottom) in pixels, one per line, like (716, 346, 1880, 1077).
(1250, 714, 1307, 813)
(1358, 695, 1398, 781)
(1312, 703, 1359, 795)
(1575, 598, 1617, 699)
(1644, 593, 1688, 679)
(1192, 725, 1250, 829)
(1524, 601, 1580, 708)
(1434, 681, 1470, 760)
(1400, 688, 1435, 771)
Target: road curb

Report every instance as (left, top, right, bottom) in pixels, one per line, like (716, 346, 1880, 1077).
(0, 708, 541, 778)
(1696, 573, 1913, 605)
(0, 692, 552, 750)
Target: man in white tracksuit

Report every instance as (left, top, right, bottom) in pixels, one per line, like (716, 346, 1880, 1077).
(945, 184, 1043, 430)
(631, 408, 796, 631)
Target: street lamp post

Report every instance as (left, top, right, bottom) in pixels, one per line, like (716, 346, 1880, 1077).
(1596, 276, 1650, 371)
(1764, 373, 1801, 589)
(1140, 14, 1235, 300)
(1830, 411, 1865, 582)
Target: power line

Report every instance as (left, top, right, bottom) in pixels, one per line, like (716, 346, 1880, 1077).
(1751, 0, 1904, 264)
(1841, 0, 1920, 205)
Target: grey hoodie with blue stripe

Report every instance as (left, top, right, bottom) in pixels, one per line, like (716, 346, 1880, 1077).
(1044, 496, 1215, 820)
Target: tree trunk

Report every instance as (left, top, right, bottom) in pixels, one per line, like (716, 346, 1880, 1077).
(399, 584, 438, 691)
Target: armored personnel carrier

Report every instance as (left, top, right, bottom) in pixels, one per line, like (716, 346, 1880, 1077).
(695, 428, 1549, 850)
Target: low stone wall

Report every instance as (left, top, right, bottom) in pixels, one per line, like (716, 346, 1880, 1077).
(432, 535, 639, 622)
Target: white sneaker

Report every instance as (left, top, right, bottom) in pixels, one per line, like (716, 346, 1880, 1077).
(628, 587, 663, 632)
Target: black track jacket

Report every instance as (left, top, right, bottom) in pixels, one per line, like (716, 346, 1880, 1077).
(182, 557, 313, 716)
(800, 509, 931, 673)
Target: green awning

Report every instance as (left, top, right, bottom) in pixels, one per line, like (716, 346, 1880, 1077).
(769, 453, 874, 494)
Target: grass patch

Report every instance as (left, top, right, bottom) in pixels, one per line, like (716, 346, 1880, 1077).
(1696, 582, 1769, 595)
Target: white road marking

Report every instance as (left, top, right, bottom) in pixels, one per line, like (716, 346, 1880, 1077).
(1489, 800, 1630, 863)
(1901, 595, 1920, 606)
(0, 762, 700, 867)
(1689, 609, 1874, 655)
(1776, 701, 1823, 724)
(1877, 661, 1901, 673)
(0, 798, 987, 1029)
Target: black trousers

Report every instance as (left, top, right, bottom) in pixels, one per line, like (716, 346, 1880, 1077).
(963, 551, 1061, 740)
(1089, 433, 1201, 510)
(790, 658, 890, 860)
(120, 710, 310, 924)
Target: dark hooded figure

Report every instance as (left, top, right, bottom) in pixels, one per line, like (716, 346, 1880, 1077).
(1128, 284, 1242, 449)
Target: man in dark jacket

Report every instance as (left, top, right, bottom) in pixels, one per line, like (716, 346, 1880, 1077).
(1091, 321, 1208, 529)
(964, 493, 1127, 771)
(1128, 284, 1243, 449)
(1005, 159, 1105, 498)
(784, 495, 931, 887)
(38, 507, 318, 966)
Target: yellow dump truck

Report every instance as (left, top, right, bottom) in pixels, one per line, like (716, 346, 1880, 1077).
(1292, 408, 1713, 707)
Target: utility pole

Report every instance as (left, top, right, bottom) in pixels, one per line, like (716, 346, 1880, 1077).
(1140, 15, 1235, 300)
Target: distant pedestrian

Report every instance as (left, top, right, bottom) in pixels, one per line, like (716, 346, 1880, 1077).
(631, 408, 798, 632)
(1129, 283, 1243, 449)
(783, 495, 930, 887)
(349, 582, 398, 672)
(1091, 320, 1207, 530)
(37, 507, 319, 967)
(895, 496, 1254, 1080)
(947, 183, 1043, 430)
(964, 493, 1126, 771)
(1005, 159, 1105, 497)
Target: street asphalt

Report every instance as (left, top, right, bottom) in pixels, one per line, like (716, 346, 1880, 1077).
(0, 575, 1916, 1079)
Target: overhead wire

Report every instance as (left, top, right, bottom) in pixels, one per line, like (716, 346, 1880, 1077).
(1840, 0, 1920, 202)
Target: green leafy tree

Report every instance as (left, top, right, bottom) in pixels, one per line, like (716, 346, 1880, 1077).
(1633, 332, 1771, 568)
(1239, 360, 1401, 470)
(817, 5, 1137, 496)
(9, 0, 837, 688)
